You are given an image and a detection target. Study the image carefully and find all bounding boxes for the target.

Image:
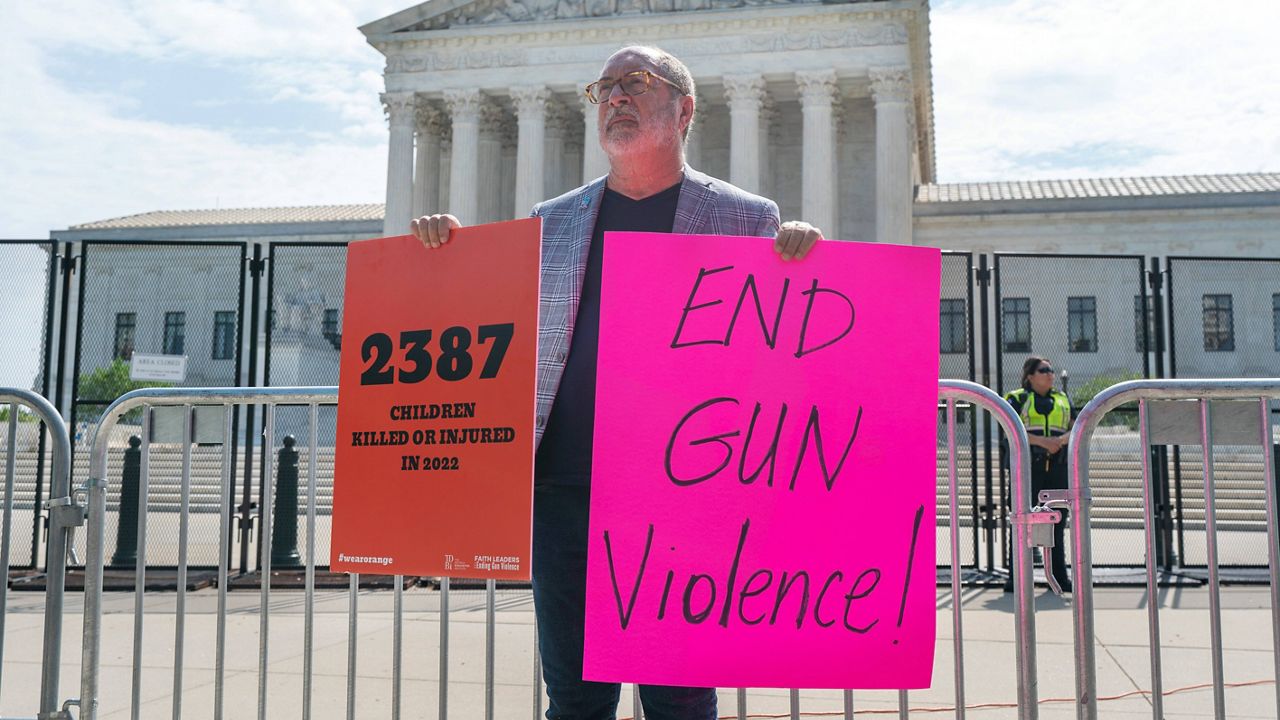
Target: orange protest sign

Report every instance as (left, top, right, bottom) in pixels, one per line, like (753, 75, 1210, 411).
(330, 218, 540, 579)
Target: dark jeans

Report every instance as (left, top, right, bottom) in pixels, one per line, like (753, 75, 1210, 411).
(532, 484, 718, 720)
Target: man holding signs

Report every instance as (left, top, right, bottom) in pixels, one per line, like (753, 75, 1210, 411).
(415, 46, 832, 720)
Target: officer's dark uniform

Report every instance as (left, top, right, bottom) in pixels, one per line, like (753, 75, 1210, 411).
(1005, 385, 1073, 591)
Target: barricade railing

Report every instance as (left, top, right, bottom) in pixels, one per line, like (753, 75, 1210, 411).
(73, 382, 1040, 719)
(1068, 378, 1280, 720)
(1, 388, 74, 720)
(81, 387, 338, 720)
(937, 380, 1040, 720)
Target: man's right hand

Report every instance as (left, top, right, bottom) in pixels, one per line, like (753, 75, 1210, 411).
(411, 214, 461, 249)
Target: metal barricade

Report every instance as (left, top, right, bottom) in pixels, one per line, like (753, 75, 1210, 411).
(1068, 378, 1280, 720)
(73, 382, 1040, 719)
(1, 388, 75, 720)
(82, 387, 326, 720)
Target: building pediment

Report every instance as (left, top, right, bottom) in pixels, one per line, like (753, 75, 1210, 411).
(362, 0, 881, 33)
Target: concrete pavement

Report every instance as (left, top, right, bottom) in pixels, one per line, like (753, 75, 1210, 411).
(1, 583, 1276, 719)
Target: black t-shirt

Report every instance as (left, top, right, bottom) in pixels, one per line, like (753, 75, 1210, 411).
(535, 181, 682, 485)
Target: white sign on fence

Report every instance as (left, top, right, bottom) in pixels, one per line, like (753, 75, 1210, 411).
(130, 353, 187, 382)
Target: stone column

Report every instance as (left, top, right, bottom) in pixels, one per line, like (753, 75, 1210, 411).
(761, 98, 779, 199)
(580, 94, 609, 181)
(685, 89, 706, 170)
(438, 125, 452, 219)
(796, 70, 838, 235)
(478, 104, 507, 223)
(871, 66, 915, 245)
(444, 89, 483, 225)
(724, 74, 766, 194)
(500, 118, 517, 222)
(544, 101, 573, 197)
(381, 92, 416, 236)
(412, 104, 445, 219)
(512, 85, 551, 216)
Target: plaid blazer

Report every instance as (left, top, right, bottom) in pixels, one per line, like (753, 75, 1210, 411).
(529, 165, 781, 446)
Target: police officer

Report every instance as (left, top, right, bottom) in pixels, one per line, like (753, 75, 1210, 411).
(1005, 355, 1073, 592)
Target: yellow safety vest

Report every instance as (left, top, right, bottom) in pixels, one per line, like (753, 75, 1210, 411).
(1006, 388, 1071, 437)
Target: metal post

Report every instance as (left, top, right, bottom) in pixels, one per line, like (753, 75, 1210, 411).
(215, 405, 233, 720)
(486, 579, 496, 720)
(1, 406, 16, 699)
(1137, 400, 1164, 719)
(347, 574, 359, 720)
(110, 435, 142, 566)
(239, 244, 265, 574)
(130, 409, 152, 720)
(304, 404, 318, 720)
(172, 405, 193, 720)
(1260, 399, 1280, 717)
(30, 240, 59, 575)
(394, 576, 404, 720)
(533, 625, 543, 720)
(947, 399, 967, 719)
(440, 576, 450, 720)
(257, 405, 276, 720)
(977, 256, 996, 572)
(271, 435, 301, 566)
(1200, 400, 1226, 719)
(1147, 258, 1175, 567)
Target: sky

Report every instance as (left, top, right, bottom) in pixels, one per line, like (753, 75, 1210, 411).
(1, 0, 1278, 388)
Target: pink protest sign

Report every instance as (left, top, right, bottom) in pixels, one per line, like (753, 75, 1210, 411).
(584, 232, 940, 689)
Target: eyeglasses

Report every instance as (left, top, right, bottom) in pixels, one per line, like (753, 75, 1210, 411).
(584, 70, 684, 104)
(1035, 367, 1055, 375)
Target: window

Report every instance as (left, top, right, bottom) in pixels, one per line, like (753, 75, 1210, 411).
(163, 312, 185, 355)
(113, 313, 136, 360)
(1274, 294, 1280, 352)
(322, 308, 341, 350)
(1202, 294, 1234, 352)
(940, 299, 967, 354)
(1133, 296, 1163, 353)
(1067, 296, 1097, 352)
(1001, 297, 1031, 353)
(212, 311, 236, 360)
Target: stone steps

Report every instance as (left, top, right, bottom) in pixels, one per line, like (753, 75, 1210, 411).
(3, 447, 1274, 530)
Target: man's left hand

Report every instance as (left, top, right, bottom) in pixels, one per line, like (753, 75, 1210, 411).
(774, 221, 823, 261)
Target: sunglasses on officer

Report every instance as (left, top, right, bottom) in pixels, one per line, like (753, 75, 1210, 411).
(1035, 366, 1055, 375)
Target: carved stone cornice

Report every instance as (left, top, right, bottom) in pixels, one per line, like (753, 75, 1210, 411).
(869, 66, 912, 105)
(443, 88, 484, 121)
(381, 92, 417, 127)
(383, 20, 909, 74)
(723, 74, 767, 113)
(394, 0, 892, 31)
(510, 85, 553, 117)
(795, 69, 837, 108)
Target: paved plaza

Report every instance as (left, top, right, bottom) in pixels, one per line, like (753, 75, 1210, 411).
(1, 582, 1276, 719)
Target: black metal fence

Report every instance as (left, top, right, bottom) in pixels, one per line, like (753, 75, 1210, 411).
(4, 242, 1278, 578)
(0, 240, 57, 570)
